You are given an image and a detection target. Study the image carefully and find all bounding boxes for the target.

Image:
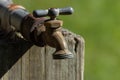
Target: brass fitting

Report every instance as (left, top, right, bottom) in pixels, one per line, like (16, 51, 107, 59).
(32, 7, 74, 59)
(43, 20, 73, 59)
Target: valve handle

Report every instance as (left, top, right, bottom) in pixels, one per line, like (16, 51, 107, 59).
(33, 7, 74, 18)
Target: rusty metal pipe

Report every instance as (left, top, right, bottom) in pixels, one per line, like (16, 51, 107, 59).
(10, 8, 29, 30)
(0, 1, 28, 31)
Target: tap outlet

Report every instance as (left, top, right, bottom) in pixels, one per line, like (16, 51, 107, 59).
(43, 20, 74, 59)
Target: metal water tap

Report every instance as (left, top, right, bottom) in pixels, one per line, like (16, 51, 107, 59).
(33, 8, 74, 59)
(0, 1, 74, 59)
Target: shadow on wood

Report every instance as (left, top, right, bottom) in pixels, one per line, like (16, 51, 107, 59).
(0, 32, 33, 78)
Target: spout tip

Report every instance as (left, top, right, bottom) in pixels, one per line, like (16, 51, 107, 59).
(53, 49, 74, 59)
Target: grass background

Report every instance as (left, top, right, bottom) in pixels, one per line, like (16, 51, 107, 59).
(13, 0, 120, 80)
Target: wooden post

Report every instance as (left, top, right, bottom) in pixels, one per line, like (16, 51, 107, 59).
(0, 29, 85, 80)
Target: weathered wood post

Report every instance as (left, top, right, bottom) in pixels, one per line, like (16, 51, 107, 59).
(0, 0, 85, 80)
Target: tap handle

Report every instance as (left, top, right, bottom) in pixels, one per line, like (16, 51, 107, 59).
(33, 7, 74, 18)
(59, 7, 73, 15)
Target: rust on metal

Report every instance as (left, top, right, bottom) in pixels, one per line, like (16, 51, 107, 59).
(8, 4, 25, 11)
(21, 14, 46, 47)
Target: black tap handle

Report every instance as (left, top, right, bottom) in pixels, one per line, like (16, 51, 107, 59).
(33, 7, 74, 18)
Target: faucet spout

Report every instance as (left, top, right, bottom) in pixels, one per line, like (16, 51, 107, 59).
(43, 20, 74, 59)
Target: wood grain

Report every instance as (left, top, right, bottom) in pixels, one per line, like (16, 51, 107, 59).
(0, 29, 84, 80)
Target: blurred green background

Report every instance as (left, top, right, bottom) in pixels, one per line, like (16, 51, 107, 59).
(13, 0, 120, 80)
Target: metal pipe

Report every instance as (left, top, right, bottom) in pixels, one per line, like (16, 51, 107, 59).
(0, 1, 29, 31)
(10, 8, 29, 30)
